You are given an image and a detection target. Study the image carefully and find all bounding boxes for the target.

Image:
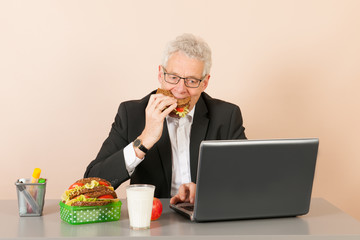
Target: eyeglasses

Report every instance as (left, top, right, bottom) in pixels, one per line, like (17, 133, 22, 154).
(162, 66, 205, 88)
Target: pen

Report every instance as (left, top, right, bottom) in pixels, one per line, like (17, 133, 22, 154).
(38, 178, 46, 183)
(37, 178, 46, 214)
(31, 168, 41, 183)
(29, 168, 41, 197)
(17, 183, 39, 214)
(27, 168, 41, 213)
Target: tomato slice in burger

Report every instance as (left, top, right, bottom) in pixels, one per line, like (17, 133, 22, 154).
(98, 181, 110, 186)
(68, 182, 84, 190)
(176, 107, 184, 112)
(98, 194, 114, 199)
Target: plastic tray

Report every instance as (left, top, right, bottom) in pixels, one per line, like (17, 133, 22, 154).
(59, 200, 122, 225)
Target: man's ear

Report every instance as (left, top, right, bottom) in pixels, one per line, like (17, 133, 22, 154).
(158, 65, 163, 84)
(201, 74, 210, 91)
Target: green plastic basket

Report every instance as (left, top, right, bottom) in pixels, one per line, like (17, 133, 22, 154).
(59, 200, 122, 225)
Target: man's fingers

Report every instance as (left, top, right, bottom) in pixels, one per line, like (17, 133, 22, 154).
(149, 93, 176, 114)
(171, 183, 197, 205)
(170, 195, 181, 205)
(160, 103, 177, 117)
(157, 99, 176, 112)
(189, 182, 196, 204)
(178, 184, 188, 201)
(149, 94, 166, 110)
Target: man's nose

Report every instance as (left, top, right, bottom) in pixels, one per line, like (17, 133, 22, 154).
(175, 78, 187, 91)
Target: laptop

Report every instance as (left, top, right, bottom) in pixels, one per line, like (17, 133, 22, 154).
(170, 138, 319, 222)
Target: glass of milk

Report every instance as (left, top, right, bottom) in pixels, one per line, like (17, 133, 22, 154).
(126, 184, 155, 230)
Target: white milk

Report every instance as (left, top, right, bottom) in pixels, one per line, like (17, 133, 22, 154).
(126, 185, 155, 230)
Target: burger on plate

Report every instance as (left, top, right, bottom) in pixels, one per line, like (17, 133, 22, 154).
(156, 88, 191, 118)
(61, 177, 118, 206)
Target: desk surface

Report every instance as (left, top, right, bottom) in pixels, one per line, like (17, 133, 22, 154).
(1, 198, 360, 239)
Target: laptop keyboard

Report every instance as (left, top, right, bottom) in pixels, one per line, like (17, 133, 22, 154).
(182, 205, 194, 212)
(170, 203, 195, 220)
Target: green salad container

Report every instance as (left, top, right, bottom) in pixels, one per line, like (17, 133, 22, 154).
(59, 200, 122, 225)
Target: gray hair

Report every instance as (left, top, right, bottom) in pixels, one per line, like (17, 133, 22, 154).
(162, 33, 212, 77)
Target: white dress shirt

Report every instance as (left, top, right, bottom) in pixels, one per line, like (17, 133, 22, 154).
(123, 107, 195, 196)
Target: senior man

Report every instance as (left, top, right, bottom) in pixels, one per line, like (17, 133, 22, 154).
(84, 33, 247, 204)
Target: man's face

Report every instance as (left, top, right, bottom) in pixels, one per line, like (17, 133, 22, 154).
(158, 51, 210, 111)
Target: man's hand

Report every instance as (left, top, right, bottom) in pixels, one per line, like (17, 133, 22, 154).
(170, 182, 196, 204)
(134, 93, 177, 158)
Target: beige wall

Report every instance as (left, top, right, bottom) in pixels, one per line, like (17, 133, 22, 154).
(1, 0, 360, 220)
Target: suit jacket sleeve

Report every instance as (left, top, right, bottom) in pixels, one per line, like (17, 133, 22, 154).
(228, 104, 246, 140)
(84, 102, 134, 189)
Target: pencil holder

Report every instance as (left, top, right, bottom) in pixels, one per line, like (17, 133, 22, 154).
(15, 178, 46, 216)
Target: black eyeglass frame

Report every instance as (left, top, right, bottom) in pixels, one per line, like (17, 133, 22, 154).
(161, 66, 206, 88)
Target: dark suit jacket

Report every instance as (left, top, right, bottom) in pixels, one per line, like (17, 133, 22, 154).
(84, 90, 246, 197)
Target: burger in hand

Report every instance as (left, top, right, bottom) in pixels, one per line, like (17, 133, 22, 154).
(156, 88, 191, 118)
(61, 177, 118, 206)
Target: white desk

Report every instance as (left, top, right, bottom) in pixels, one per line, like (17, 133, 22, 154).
(1, 198, 360, 239)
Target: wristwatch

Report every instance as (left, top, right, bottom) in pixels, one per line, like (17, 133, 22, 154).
(133, 138, 148, 154)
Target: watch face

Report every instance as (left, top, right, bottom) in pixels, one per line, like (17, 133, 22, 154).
(134, 139, 141, 147)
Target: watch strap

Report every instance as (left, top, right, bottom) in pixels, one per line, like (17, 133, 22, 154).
(138, 144, 148, 154)
(134, 138, 148, 154)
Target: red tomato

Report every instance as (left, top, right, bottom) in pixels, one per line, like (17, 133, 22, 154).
(151, 197, 163, 221)
(68, 182, 84, 190)
(176, 107, 184, 112)
(99, 181, 110, 186)
(98, 194, 114, 199)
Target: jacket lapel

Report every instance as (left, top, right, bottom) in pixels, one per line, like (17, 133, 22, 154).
(189, 95, 209, 182)
(156, 120, 172, 193)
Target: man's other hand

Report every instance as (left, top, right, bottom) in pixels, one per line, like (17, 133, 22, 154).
(170, 182, 196, 204)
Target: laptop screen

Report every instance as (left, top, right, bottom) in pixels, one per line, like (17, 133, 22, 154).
(191, 138, 319, 222)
